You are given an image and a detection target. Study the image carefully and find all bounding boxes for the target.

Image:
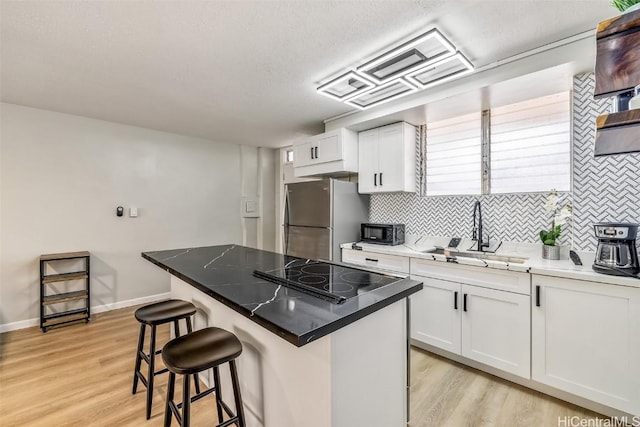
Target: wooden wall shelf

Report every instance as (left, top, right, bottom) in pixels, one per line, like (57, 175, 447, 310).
(594, 9, 640, 98)
(594, 110, 640, 156)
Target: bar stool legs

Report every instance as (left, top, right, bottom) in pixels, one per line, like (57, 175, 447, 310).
(132, 299, 198, 420)
(229, 360, 246, 427)
(212, 366, 224, 425)
(132, 322, 146, 394)
(164, 363, 245, 427)
(162, 327, 245, 427)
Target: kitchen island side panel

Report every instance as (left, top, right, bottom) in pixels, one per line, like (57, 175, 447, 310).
(331, 298, 407, 427)
(171, 275, 408, 427)
(172, 276, 332, 427)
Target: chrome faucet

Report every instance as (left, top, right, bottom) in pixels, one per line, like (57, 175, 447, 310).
(472, 200, 488, 252)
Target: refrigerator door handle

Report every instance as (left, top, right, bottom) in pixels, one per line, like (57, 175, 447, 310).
(284, 185, 292, 225)
(283, 225, 289, 255)
(283, 186, 291, 255)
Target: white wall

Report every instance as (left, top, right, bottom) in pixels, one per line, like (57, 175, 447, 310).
(258, 147, 277, 252)
(0, 103, 275, 328)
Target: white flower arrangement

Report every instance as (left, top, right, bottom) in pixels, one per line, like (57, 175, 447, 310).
(540, 189, 572, 246)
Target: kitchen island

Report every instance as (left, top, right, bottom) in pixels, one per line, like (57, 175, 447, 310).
(142, 245, 422, 427)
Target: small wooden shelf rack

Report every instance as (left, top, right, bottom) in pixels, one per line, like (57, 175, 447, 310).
(39, 251, 90, 332)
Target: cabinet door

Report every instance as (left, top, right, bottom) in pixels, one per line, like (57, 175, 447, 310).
(377, 123, 406, 192)
(461, 284, 530, 378)
(357, 129, 379, 194)
(314, 134, 342, 164)
(293, 140, 315, 167)
(410, 276, 461, 354)
(532, 276, 640, 414)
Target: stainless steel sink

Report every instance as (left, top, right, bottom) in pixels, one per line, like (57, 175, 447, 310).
(422, 248, 528, 264)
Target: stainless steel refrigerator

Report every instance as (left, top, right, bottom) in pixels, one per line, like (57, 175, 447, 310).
(284, 179, 369, 261)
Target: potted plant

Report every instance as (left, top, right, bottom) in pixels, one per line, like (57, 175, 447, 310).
(539, 189, 572, 260)
(612, 0, 640, 13)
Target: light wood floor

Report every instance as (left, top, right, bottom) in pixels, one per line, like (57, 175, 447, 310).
(409, 348, 603, 426)
(0, 305, 604, 427)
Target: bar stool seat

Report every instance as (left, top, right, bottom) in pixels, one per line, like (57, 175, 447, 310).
(135, 299, 197, 325)
(163, 327, 246, 427)
(132, 299, 199, 420)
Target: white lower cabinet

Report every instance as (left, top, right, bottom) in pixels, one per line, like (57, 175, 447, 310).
(410, 277, 461, 354)
(461, 284, 530, 378)
(410, 259, 531, 379)
(341, 247, 640, 415)
(531, 275, 640, 415)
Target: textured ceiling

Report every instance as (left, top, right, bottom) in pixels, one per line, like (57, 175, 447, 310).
(0, 1, 615, 148)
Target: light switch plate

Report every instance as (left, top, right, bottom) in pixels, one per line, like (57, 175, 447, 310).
(241, 197, 260, 218)
(129, 207, 138, 217)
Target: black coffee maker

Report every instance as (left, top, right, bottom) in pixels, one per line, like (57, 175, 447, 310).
(593, 223, 640, 276)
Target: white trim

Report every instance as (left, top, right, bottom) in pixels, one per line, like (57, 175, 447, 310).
(91, 292, 170, 315)
(0, 317, 39, 333)
(0, 292, 170, 333)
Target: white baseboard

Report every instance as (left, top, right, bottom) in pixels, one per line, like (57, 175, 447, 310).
(91, 292, 170, 315)
(0, 293, 170, 333)
(0, 317, 39, 333)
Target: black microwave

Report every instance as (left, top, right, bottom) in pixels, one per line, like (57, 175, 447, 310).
(361, 223, 405, 245)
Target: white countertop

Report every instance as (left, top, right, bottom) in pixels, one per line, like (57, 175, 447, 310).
(341, 235, 640, 289)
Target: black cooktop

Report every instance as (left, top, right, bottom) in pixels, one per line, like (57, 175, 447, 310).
(254, 260, 401, 304)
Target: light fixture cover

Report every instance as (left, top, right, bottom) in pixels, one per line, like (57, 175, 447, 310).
(406, 52, 474, 89)
(316, 28, 474, 111)
(345, 79, 417, 110)
(317, 71, 375, 101)
(357, 29, 456, 84)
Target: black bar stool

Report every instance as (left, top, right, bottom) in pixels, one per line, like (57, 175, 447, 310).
(162, 327, 246, 427)
(132, 299, 201, 419)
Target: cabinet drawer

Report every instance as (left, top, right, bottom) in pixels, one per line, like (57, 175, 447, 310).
(410, 257, 530, 295)
(342, 249, 409, 274)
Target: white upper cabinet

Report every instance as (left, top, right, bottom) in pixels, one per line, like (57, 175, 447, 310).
(293, 128, 358, 177)
(357, 122, 416, 194)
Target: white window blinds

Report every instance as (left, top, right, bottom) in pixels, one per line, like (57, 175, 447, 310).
(490, 92, 571, 194)
(426, 112, 482, 196)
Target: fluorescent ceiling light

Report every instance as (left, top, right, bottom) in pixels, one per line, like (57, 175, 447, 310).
(357, 29, 456, 84)
(317, 71, 376, 101)
(345, 79, 417, 110)
(406, 52, 474, 89)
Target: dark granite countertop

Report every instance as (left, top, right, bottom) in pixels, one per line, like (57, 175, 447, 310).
(142, 245, 422, 347)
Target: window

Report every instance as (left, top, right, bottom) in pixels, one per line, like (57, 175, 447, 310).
(424, 91, 571, 196)
(490, 92, 571, 193)
(426, 112, 482, 196)
(285, 149, 294, 163)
